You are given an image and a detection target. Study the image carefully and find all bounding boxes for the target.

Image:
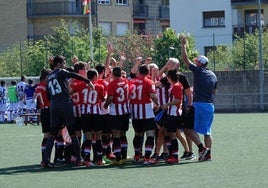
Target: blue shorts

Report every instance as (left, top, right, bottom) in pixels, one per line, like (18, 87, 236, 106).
(193, 102, 214, 135)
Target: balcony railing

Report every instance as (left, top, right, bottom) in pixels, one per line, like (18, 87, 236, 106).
(27, 1, 96, 17)
(159, 5, 169, 19)
(233, 25, 262, 38)
(231, 0, 268, 5)
(133, 4, 148, 18)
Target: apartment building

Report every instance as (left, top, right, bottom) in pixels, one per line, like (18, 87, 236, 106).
(170, 0, 268, 55)
(0, 0, 170, 52)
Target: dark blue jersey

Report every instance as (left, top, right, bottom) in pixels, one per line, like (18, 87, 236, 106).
(189, 63, 217, 103)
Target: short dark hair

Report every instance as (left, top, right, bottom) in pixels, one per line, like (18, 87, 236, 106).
(167, 69, 179, 82)
(1, 81, 5, 86)
(112, 66, 122, 77)
(74, 61, 86, 73)
(11, 80, 17, 85)
(40, 68, 52, 81)
(138, 64, 149, 76)
(53, 55, 65, 67)
(95, 64, 105, 74)
(21, 75, 26, 81)
(87, 69, 98, 80)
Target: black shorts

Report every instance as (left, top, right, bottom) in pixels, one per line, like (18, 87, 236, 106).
(164, 115, 180, 133)
(100, 114, 111, 134)
(110, 114, 130, 131)
(180, 106, 194, 129)
(81, 114, 102, 132)
(41, 108, 50, 133)
(132, 118, 156, 133)
(74, 117, 82, 131)
(50, 101, 75, 136)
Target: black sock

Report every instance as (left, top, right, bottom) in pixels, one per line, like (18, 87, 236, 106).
(113, 137, 121, 161)
(144, 136, 154, 159)
(133, 135, 142, 156)
(102, 135, 109, 156)
(198, 143, 204, 151)
(120, 136, 128, 159)
(171, 139, 178, 159)
(96, 140, 103, 161)
(82, 140, 92, 161)
(44, 137, 55, 163)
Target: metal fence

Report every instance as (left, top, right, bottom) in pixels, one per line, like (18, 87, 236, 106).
(214, 93, 268, 112)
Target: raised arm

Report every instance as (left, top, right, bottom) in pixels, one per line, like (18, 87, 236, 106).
(180, 36, 191, 68)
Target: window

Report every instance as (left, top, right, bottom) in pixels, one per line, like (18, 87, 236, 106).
(203, 11, 225, 27)
(99, 22, 112, 36)
(98, 0, 110, 4)
(116, 22, 129, 36)
(245, 9, 263, 26)
(134, 23, 145, 35)
(116, 0, 128, 5)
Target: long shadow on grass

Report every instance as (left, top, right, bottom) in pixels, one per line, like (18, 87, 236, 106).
(0, 160, 198, 175)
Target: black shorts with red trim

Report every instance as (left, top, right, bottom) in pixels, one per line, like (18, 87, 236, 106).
(81, 114, 102, 132)
(110, 114, 130, 131)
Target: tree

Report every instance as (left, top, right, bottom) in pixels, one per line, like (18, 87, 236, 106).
(153, 28, 198, 69)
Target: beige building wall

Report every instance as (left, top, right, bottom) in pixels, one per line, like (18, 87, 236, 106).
(97, 0, 133, 35)
(0, 0, 28, 52)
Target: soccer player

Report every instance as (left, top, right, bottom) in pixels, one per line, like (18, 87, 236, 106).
(0, 81, 7, 123)
(129, 64, 159, 165)
(73, 69, 105, 167)
(161, 69, 183, 163)
(25, 79, 37, 115)
(7, 80, 18, 122)
(104, 66, 130, 164)
(71, 61, 88, 144)
(16, 75, 27, 114)
(158, 58, 195, 160)
(95, 64, 115, 163)
(43, 55, 93, 168)
(34, 68, 52, 165)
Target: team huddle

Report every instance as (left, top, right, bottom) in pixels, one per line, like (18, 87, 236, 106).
(36, 36, 217, 168)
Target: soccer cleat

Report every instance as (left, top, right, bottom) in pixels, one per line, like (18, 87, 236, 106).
(143, 158, 157, 165)
(186, 152, 196, 160)
(42, 162, 54, 168)
(97, 160, 104, 166)
(204, 150, 212, 161)
(166, 156, 179, 164)
(74, 160, 84, 166)
(151, 153, 159, 159)
(158, 152, 169, 161)
(84, 161, 94, 167)
(103, 156, 112, 164)
(54, 158, 66, 164)
(106, 153, 116, 161)
(180, 151, 188, 160)
(198, 147, 210, 161)
(133, 155, 140, 162)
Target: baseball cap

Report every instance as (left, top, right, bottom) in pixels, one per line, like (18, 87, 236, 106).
(196, 55, 209, 64)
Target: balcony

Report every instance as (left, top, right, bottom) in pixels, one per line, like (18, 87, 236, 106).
(133, 4, 148, 18)
(27, 1, 96, 18)
(233, 25, 263, 38)
(231, 0, 268, 5)
(159, 5, 169, 19)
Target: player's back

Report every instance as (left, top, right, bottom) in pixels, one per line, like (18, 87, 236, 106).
(47, 69, 70, 104)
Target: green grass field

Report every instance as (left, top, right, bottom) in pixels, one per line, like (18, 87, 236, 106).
(0, 113, 268, 188)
